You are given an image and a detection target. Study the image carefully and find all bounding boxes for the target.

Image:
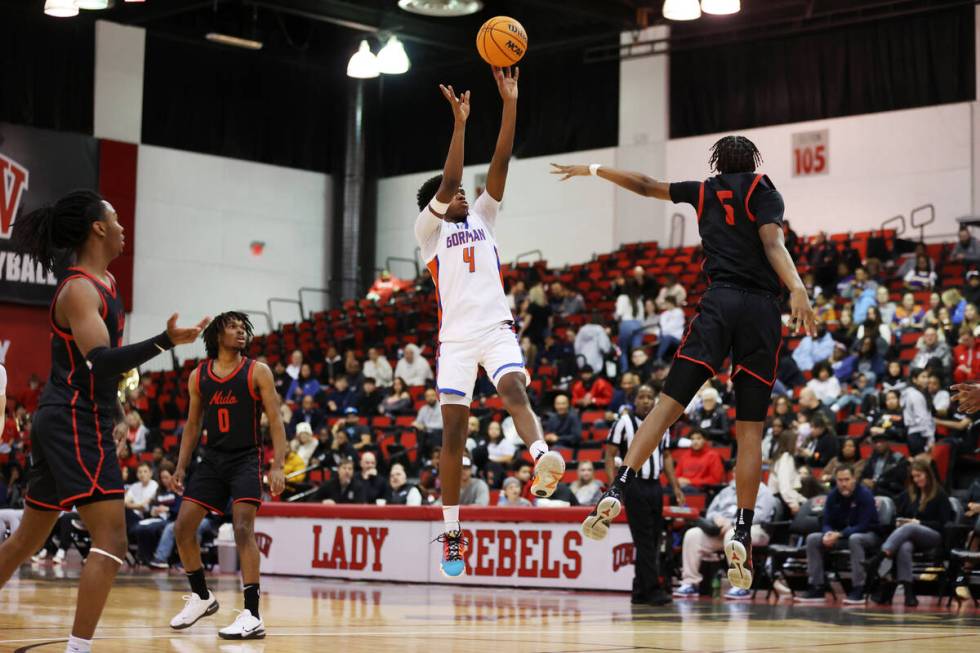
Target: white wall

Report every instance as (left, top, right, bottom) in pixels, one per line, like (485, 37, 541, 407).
(375, 147, 618, 271)
(132, 146, 333, 367)
(665, 103, 974, 245)
(94, 21, 144, 143)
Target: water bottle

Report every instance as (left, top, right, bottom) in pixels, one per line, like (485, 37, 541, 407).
(711, 572, 722, 598)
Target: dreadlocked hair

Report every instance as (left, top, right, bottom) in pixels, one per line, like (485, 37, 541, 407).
(416, 174, 443, 211)
(708, 135, 763, 174)
(10, 190, 106, 273)
(202, 311, 254, 359)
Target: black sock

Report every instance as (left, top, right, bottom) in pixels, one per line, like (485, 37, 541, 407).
(613, 466, 636, 491)
(734, 508, 754, 532)
(186, 568, 208, 600)
(244, 584, 260, 618)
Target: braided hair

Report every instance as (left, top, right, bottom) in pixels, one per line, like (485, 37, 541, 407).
(10, 190, 106, 272)
(202, 311, 254, 359)
(708, 135, 763, 174)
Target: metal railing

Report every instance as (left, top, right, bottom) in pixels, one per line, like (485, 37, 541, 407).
(910, 204, 935, 242)
(297, 287, 331, 319)
(514, 249, 543, 266)
(238, 309, 273, 333)
(267, 297, 303, 329)
(384, 256, 419, 280)
(669, 213, 685, 249)
(880, 214, 906, 237)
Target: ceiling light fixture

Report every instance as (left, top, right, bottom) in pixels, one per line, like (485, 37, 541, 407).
(44, 0, 79, 17)
(662, 0, 701, 21)
(397, 0, 483, 18)
(347, 40, 380, 79)
(377, 36, 410, 75)
(76, 0, 110, 9)
(701, 0, 740, 15)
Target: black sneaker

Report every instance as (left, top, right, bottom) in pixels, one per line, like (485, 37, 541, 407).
(647, 589, 673, 606)
(582, 486, 623, 541)
(724, 528, 753, 590)
(795, 586, 827, 602)
(842, 586, 865, 605)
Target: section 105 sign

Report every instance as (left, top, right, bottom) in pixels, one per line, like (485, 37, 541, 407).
(792, 129, 828, 177)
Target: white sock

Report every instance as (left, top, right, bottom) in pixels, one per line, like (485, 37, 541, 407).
(529, 440, 549, 460)
(66, 635, 92, 653)
(442, 505, 459, 533)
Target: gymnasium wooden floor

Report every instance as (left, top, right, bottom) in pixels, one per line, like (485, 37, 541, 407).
(1, 563, 977, 652)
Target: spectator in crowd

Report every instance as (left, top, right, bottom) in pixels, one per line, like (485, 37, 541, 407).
(797, 464, 880, 603)
(904, 254, 938, 291)
(321, 345, 343, 383)
(876, 287, 897, 326)
(413, 388, 444, 452)
(608, 372, 639, 417)
(673, 481, 775, 600)
(860, 433, 910, 499)
(486, 420, 516, 465)
(357, 377, 385, 416)
(542, 331, 576, 379)
(856, 305, 892, 352)
(953, 325, 980, 384)
(656, 296, 686, 362)
(291, 422, 318, 466)
(367, 270, 409, 303)
(951, 226, 980, 264)
(506, 280, 527, 312)
(363, 348, 394, 388)
(542, 394, 582, 449)
(359, 451, 386, 504)
(768, 429, 808, 514)
(813, 293, 837, 324)
(830, 372, 876, 415)
(384, 463, 423, 505)
(394, 343, 433, 387)
(571, 365, 613, 411)
(923, 291, 943, 326)
(324, 375, 358, 415)
(911, 327, 952, 377)
(840, 266, 877, 300)
(125, 410, 150, 455)
(286, 349, 304, 380)
(792, 322, 836, 372)
(797, 387, 836, 427)
(615, 280, 647, 370)
(519, 284, 553, 347)
(772, 394, 796, 424)
(569, 461, 603, 505)
(868, 459, 952, 607)
(133, 463, 178, 560)
(281, 447, 308, 497)
(963, 270, 980, 306)
(498, 476, 532, 507)
(125, 462, 158, 527)
(575, 319, 612, 373)
(551, 282, 586, 318)
(629, 348, 654, 383)
(866, 388, 907, 440)
(381, 377, 413, 415)
(904, 368, 936, 455)
(287, 363, 322, 404)
(822, 438, 866, 485)
(892, 292, 924, 333)
(840, 337, 886, 385)
(801, 413, 838, 468)
(332, 407, 373, 452)
(688, 387, 730, 446)
(290, 395, 326, 435)
(459, 456, 489, 506)
(631, 265, 659, 301)
(313, 458, 365, 504)
(962, 303, 980, 335)
(272, 360, 292, 399)
(808, 232, 839, 293)
(762, 416, 790, 463)
(806, 361, 842, 406)
(674, 430, 725, 492)
(880, 361, 908, 395)
(927, 373, 951, 418)
(655, 273, 687, 310)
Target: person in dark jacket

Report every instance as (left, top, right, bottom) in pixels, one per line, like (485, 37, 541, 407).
(860, 433, 909, 499)
(311, 458, 366, 504)
(798, 464, 880, 603)
(542, 394, 582, 449)
(867, 459, 952, 607)
(803, 413, 838, 468)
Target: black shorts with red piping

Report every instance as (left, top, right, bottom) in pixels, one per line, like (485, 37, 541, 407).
(25, 404, 125, 511)
(181, 447, 263, 516)
(674, 283, 783, 386)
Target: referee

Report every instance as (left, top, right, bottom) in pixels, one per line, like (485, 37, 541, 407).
(606, 385, 685, 605)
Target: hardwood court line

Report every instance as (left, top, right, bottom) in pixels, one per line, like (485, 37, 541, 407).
(715, 631, 980, 653)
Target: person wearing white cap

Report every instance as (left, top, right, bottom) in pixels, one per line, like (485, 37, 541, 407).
(290, 423, 317, 466)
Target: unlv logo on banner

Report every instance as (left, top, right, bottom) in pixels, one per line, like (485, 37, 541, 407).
(0, 152, 29, 239)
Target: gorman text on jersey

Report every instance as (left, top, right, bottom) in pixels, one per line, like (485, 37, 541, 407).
(446, 227, 488, 249)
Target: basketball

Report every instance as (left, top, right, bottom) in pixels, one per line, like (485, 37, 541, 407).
(476, 16, 528, 67)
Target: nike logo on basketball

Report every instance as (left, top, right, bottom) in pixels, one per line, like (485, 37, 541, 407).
(209, 390, 239, 406)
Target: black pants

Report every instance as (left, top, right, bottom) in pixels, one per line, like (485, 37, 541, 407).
(626, 478, 664, 599)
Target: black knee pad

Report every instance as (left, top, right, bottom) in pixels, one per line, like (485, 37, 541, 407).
(662, 358, 713, 407)
(734, 373, 771, 422)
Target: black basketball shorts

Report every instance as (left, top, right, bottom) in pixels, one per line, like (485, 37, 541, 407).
(25, 404, 125, 511)
(182, 448, 263, 515)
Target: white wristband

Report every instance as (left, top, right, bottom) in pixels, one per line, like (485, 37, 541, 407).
(589, 163, 602, 176)
(429, 198, 450, 215)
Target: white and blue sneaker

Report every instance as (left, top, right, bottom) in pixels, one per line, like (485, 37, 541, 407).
(724, 587, 752, 601)
(436, 530, 468, 578)
(672, 583, 699, 598)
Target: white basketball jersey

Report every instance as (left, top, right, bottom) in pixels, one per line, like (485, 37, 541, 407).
(415, 192, 513, 343)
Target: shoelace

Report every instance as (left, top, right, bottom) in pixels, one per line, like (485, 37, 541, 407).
(433, 532, 468, 561)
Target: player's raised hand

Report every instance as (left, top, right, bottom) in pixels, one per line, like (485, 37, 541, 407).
(165, 313, 211, 346)
(493, 66, 519, 102)
(951, 383, 980, 413)
(439, 84, 470, 123)
(789, 288, 817, 337)
(550, 163, 590, 181)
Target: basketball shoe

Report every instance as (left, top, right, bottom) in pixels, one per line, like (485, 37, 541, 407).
(724, 528, 753, 590)
(581, 485, 623, 541)
(218, 610, 265, 640)
(530, 450, 565, 498)
(170, 590, 219, 629)
(436, 530, 468, 578)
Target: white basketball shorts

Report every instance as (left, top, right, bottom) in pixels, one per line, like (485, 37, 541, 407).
(436, 322, 530, 405)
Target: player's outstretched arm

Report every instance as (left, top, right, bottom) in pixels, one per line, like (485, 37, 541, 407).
(759, 223, 817, 338)
(255, 362, 287, 496)
(549, 163, 671, 200)
(485, 66, 518, 201)
(430, 83, 470, 212)
(173, 368, 204, 495)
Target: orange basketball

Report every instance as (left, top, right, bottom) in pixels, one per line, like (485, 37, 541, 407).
(476, 16, 528, 67)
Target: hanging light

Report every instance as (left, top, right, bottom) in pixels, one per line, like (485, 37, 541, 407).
(701, 0, 740, 15)
(347, 40, 379, 79)
(76, 0, 110, 9)
(662, 0, 700, 21)
(44, 0, 79, 17)
(377, 36, 410, 75)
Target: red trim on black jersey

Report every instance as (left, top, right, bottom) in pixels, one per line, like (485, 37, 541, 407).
(182, 495, 225, 516)
(733, 338, 783, 387)
(672, 313, 718, 376)
(744, 174, 764, 223)
(207, 357, 248, 384)
(696, 182, 705, 222)
(247, 360, 260, 401)
(67, 266, 117, 298)
(25, 495, 63, 511)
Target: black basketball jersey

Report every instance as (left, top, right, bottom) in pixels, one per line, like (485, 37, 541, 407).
(196, 357, 262, 453)
(670, 173, 785, 295)
(39, 267, 126, 413)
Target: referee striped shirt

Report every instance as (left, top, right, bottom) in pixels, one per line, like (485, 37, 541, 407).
(606, 411, 670, 481)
